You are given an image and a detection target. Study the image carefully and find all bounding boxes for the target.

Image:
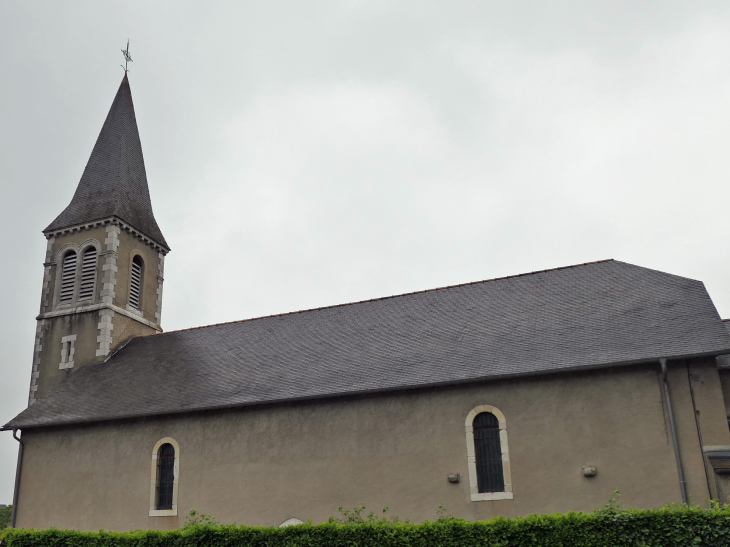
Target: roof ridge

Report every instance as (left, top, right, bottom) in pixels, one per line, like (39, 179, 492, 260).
(140, 259, 614, 338)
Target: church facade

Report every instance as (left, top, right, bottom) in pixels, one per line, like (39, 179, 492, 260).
(5, 76, 730, 531)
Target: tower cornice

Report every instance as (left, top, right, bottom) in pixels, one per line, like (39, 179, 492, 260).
(43, 216, 170, 254)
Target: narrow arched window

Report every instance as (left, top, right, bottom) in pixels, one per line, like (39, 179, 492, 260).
(473, 412, 504, 493)
(78, 246, 97, 300)
(465, 405, 512, 501)
(149, 437, 179, 516)
(156, 443, 175, 510)
(59, 251, 77, 303)
(129, 255, 143, 309)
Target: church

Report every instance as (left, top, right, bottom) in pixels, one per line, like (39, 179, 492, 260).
(4, 75, 730, 531)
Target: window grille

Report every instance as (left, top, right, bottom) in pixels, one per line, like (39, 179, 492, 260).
(473, 412, 504, 493)
(129, 255, 143, 309)
(59, 251, 77, 303)
(156, 443, 175, 510)
(78, 247, 97, 300)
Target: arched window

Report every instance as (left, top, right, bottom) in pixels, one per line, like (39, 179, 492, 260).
(78, 246, 98, 300)
(465, 405, 513, 501)
(129, 255, 143, 309)
(149, 437, 179, 516)
(156, 443, 175, 510)
(473, 412, 504, 492)
(59, 251, 77, 303)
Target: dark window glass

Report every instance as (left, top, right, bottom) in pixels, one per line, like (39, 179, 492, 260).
(156, 443, 175, 510)
(473, 412, 504, 493)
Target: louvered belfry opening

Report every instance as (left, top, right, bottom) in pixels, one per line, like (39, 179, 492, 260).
(129, 255, 143, 309)
(473, 412, 505, 493)
(78, 247, 97, 300)
(156, 443, 175, 510)
(59, 251, 78, 303)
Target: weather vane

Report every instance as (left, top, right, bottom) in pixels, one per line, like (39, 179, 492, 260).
(121, 39, 133, 74)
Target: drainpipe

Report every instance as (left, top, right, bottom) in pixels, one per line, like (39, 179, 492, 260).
(661, 359, 689, 504)
(11, 428, 24, 528)
(687, 363, 713, 500)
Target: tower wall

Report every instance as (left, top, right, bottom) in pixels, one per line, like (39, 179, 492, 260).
(30, 220, 166, 404)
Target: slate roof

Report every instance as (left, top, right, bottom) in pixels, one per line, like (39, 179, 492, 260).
(44, 75, 168, 249)
(5, 259, 730, 430)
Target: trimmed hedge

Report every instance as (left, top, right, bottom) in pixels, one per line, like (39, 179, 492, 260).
(0, 505, 10, 530)
(2, 505, 730, 547)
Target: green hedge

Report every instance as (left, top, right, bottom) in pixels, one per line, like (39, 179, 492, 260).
(2, 506, 730, 547)
(0, 505, 11, 530)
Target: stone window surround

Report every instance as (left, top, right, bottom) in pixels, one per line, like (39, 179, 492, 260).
(59, 334, 76, 370)
(149, 437, 180, 517)
(465, 405, 513, 501)
(126, 251, 146, 317)
(51, 239, 101, 310)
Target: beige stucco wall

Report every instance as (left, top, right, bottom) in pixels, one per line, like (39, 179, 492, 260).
(717, 369, 730, 418)
(666, 359, 730, 501)
(35, 313, 101, 398)
(14, 360, 730, 531)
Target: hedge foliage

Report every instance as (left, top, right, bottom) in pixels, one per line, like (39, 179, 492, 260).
(0, 505, 10, 530)
(2, 504, 730, 547)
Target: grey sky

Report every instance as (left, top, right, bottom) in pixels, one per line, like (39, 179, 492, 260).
(2, 1, 730, 504)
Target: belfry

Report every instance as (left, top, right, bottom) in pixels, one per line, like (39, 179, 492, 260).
(30, 75, 169, 404)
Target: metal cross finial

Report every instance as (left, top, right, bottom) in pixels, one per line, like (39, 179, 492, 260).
(121, 39, 133, 74)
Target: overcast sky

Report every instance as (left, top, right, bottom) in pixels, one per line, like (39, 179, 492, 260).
(2, 1, 730, 504)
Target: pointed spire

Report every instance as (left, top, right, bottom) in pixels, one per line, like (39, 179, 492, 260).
(45, 75, 169, 250)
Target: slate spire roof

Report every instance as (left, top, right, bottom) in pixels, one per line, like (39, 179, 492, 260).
(4, 260, 730, 430)
(44, 75, 168, 249)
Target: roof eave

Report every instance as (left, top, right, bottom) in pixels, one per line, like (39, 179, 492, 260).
(5, 346, 729, 432)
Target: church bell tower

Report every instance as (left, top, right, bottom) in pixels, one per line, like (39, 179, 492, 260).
(28, 75, 170, 405)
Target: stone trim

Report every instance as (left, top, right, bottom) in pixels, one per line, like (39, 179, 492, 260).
(59, 334, 77, 370)
(149, 437, 180, 517)
(37, 303, 161, 331)
(465, 405, 513, 502)
(100, 225, 119, 306)
(44, 217, 169, 254)
(155, 253, 165, 325)
(125, 304, 144, 317)
(40, 237, 55, 314)
(27, 319, 46, 406)
(96, 309, 115, 357)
